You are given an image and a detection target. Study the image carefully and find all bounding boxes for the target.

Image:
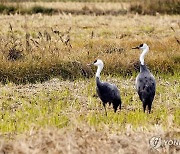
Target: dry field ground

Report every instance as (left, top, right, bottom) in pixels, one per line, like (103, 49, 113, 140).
(0, 77, 179, 153)
(0, 1, 179, 154)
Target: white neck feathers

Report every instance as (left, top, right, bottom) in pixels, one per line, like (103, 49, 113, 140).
(96, 65, 103, 78)
(140, 47, 149, 65)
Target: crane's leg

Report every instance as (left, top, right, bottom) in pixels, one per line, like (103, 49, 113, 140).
(119, 99, 122, 111)
(103, 103, 107, 116)
(143, 103, 146, 113)
(148, 104, 152, 114)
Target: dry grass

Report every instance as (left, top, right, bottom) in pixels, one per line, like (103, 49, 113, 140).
(0, 14, 179, 83)
(0, 76, 179, 153)
(0, 2, 179, 152)
(13, 1, 129, 11)
(1, 0, 180, 15)
(130, 0, 180, 15)
(0, 127, 179, 154)
(0, 2, 129, 15)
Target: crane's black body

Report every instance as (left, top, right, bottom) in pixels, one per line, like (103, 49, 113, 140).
(96, 77, 121, 115)
(136, 64, 156, 113)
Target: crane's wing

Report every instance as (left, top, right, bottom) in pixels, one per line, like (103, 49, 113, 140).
(136, 72, 156, 103)
(97, 82, 120, 103)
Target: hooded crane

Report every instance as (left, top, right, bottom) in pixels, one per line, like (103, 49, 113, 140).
(132, 43, 156, 113)
(88, 59, 122, 116)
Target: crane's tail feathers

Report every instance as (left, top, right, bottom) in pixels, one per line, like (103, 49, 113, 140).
(103, 103, 107, 116)
(113, 99, 122, 113)
(119, 103, 122, 110)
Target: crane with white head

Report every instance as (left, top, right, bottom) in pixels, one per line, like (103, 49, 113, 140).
(88, 59, 122, 116)
(132, 43, 156, 113)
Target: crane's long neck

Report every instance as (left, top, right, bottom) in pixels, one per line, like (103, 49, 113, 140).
(140, 47, 149, 65)
(96, 65, 103, 79)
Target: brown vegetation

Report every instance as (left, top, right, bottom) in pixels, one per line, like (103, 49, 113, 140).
(1, 126, 179, 154)
(130, 0, 180, 15)
(0, 1, 179, 153)
(0, 0, 180, 15)
(0, 13, 179, 83)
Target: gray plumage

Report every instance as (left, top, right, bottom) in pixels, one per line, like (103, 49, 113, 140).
(89, 59, 122, 116)
(96, 77, 122, 115)
(136, 64, 156, 113)
(133, 43, 156, 113)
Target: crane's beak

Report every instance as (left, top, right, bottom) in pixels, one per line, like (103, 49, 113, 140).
(132, 46, 139, 49)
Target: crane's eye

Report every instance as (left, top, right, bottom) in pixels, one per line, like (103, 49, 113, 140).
(139, 44, 143, 47)
(94, 60, 97, 63)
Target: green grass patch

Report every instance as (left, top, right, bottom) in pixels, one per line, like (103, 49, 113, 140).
(0, 90, 71, 133)
(0, 75, 179, 134)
